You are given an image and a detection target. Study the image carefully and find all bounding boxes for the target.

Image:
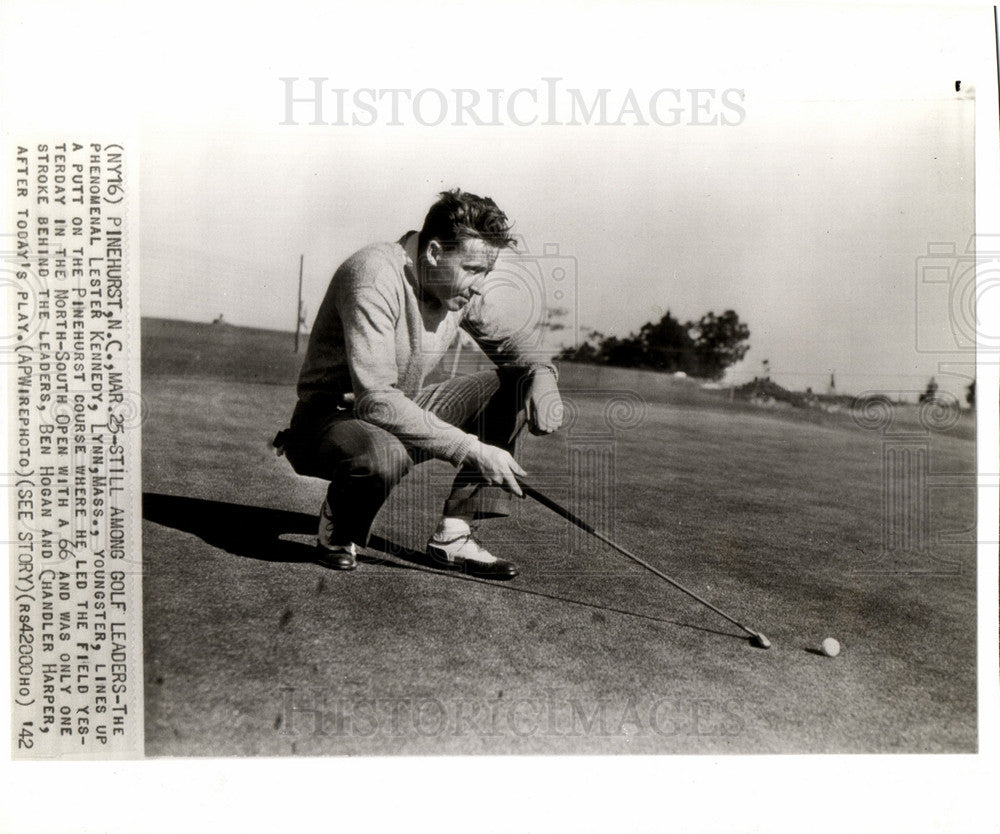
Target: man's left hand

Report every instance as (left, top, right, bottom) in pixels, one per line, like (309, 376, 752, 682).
(525, 368, 563, 435)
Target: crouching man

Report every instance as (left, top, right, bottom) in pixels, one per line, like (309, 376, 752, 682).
(273, 189, 563, 579)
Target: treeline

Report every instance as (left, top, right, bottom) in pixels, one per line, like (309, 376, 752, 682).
(558, 309, 750, 381)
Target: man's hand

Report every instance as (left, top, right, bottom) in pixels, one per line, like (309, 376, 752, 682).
(525, 367, 563, 435)
(466, 441, 527, 497)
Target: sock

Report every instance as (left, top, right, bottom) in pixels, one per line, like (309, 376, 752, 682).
(429, 516, 497, 564)
(432, 516, 472, 541)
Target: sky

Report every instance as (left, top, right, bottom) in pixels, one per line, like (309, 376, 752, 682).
(126, 2, 985, 400)
(0, 1, 988, 397)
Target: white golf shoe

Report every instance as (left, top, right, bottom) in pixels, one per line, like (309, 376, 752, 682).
(426, 530, 518, 580)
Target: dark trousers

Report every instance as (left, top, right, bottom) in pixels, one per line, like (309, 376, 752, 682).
(281, 369, 529, 546)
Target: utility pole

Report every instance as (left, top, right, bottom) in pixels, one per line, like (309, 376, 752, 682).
(294, 254, 304, 353)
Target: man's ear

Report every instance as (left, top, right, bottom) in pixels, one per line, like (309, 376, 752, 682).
(424, 238, 443, 267)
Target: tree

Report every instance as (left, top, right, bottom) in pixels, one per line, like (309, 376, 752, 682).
(637, 310, 696, 373)
(558, 330, 609, 364)
(688, 310, 751, 381)
(919, 376, 939, 404)
(557, 307, 750, 381)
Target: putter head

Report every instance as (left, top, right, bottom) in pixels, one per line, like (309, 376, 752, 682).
(749, 632, 771, 650)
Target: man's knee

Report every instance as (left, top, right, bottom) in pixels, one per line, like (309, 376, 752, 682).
(466, 368, 530, 442)
(343, 442, 413, 485)
(286, 414, 414, 486)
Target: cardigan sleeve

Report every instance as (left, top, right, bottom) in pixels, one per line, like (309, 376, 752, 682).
(335, 255, 480, 465)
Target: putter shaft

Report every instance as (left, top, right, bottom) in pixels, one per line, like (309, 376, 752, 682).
(518, 479, 765, 642)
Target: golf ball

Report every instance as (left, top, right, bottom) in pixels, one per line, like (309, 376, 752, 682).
(821, 637, 841, 657)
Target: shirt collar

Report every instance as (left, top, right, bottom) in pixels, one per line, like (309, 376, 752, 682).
(400, 230, 438, 306)
(400, 231, 420, 288)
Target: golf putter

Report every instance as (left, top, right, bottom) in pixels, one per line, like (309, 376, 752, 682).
(516, 476, 771, 649)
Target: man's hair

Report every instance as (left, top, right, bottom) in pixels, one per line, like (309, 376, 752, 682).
(418, 189, 517, 255)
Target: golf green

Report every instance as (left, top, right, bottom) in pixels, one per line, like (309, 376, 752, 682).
(141, 319, 977, 755)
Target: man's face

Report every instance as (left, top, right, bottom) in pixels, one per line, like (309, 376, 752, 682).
(422, 236, 499, 311)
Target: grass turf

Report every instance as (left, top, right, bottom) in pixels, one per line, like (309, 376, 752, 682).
(140, 318, 977, 755)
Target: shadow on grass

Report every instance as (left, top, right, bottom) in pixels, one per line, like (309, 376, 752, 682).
(142, 493, 427, 569)
(143, 493, 745, 644)
(368, 534, 741, 641)
(143, 492, 320, 563)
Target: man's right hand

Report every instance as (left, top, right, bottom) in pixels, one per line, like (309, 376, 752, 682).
(466, 441, 526, 497)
